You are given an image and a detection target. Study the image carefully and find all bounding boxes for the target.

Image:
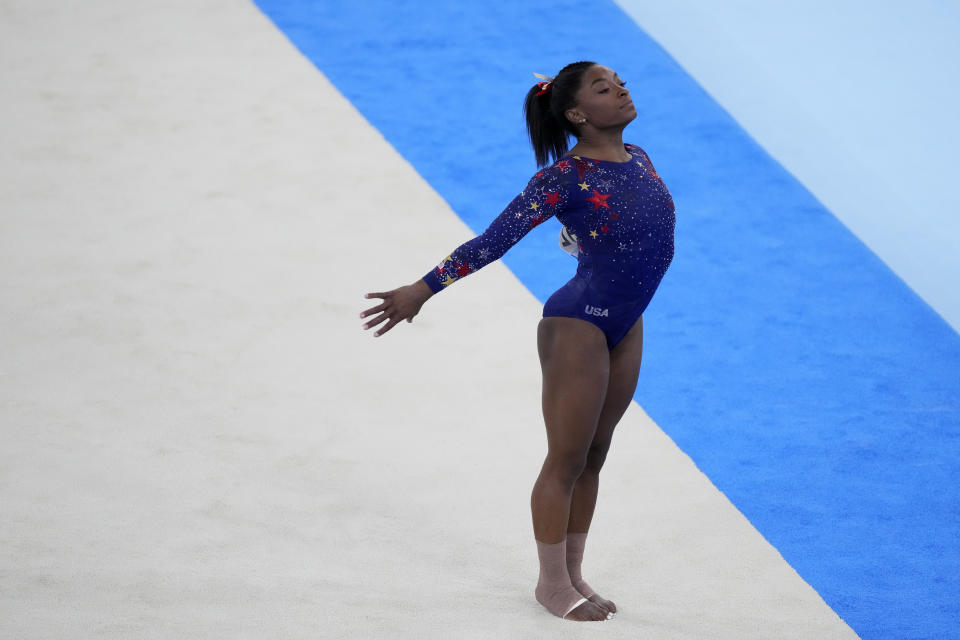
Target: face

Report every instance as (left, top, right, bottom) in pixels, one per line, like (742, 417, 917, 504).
(566, 65, 635, 129)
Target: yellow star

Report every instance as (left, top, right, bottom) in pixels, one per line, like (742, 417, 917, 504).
(572, 155, 581, 160)
(529, 202, 539, 211)
(440, 275, 458, 287)
(578, 181, 590, 191)
(636, 161, 643, 167)
(589, 230, 599, 239)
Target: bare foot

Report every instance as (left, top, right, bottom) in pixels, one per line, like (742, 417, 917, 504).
(563, 600, 612, 621)
(586, 593, 617, 615)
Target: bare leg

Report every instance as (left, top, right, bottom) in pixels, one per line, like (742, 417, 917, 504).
(568, 314, 643, 531)
(530, 317, 610, 621)
(566, 314, 644, 614)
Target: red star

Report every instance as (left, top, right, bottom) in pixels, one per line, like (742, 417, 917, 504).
(456, 262, 472, 276)
(572, 157, 597, 180)
(535, 170, 544, 178)
(600, 224, 610, 234)
(555, 160, 572, 171)
(586, 189, 611, 211)
(544, 191, 561, 206)
(609, 212, 620, 221)
(529, 214, 544, 227)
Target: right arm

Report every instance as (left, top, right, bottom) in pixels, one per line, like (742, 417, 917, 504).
(422, 164, 571, 293)
(361, 163, 572, 337)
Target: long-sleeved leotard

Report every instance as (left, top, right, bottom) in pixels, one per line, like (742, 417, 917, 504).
(422, 143, 675, 348)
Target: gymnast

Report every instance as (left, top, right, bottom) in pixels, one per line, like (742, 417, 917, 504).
(361, 61, 675, 622)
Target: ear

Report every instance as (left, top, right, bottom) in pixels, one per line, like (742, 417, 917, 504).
(565, 108, 584, 126)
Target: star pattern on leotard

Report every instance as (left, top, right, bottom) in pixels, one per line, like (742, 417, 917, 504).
(420, 144, 675, 319)
(586, 189, 611, 211)
(572, 156, 597, 181)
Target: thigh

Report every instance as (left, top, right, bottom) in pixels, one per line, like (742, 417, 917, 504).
(537, 317, 611, 456)
(592, 314, 643, 448)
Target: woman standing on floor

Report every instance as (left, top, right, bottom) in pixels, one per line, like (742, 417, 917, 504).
(360, 61, 675, 622)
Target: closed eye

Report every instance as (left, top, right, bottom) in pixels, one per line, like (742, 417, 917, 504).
(599, 80, 627, 94)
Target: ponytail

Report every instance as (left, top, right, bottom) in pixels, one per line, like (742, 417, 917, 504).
(522, 61, 596, 167)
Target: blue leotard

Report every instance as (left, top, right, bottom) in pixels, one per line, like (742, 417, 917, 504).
(422, 143, 675, 348)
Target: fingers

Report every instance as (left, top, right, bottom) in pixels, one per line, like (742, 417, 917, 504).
(361, 290, 412, 337)
(362, 312, 389, 330)
(375, 316, 402, 337)
(359, 301, 388, 319)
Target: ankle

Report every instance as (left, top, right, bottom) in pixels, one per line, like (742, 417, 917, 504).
(534, 538, 588, 618)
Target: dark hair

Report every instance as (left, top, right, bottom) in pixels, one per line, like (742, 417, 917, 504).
(523, 61, 597, 167)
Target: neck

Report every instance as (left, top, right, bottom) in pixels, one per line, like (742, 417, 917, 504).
(568, 127, 629, 162)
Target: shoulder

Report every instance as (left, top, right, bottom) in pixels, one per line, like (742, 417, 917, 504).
(524, 158, 577, 189)
(626, 143, 658, 168)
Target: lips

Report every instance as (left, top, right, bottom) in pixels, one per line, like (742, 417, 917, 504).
(621, 100, 635, 110)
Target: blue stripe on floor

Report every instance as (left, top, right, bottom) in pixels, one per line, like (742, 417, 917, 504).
(252, 1, 960, 638)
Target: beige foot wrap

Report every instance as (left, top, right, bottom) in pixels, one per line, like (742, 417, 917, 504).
(566, 532, 597, 598)
(534, 538, 589, 618)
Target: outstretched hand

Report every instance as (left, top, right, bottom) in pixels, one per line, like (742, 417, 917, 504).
(361, 279, 435, 337)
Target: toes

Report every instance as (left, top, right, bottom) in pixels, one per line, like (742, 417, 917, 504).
(588, 594, 617, 615)
(563, 601, 610, 621)
(594, 600, 616, 619)
(587, 604, 609, 621)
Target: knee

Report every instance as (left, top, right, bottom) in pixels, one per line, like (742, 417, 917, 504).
(584, 442, 611, 475)
(542, 452, 589, 489)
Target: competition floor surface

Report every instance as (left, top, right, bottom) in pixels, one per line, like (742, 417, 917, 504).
(2, 2, 957, 639)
